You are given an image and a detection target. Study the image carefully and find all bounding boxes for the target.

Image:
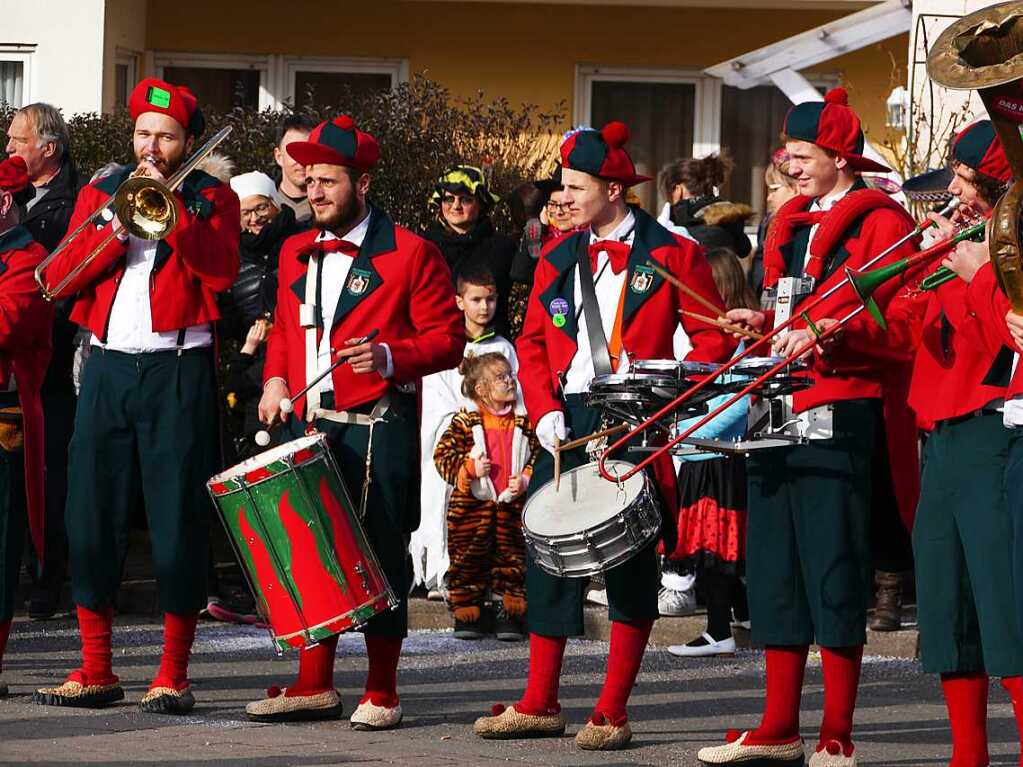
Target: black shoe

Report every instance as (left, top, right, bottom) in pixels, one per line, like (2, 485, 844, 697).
(493, 606, 525, 642)
(453, 617, 487, 639)
(28, 582, 63, 621)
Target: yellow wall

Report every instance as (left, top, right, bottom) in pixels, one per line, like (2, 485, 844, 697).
(145, 1, 906, 139)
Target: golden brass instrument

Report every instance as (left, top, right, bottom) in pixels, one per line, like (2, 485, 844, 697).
(34, 126, 232, 302)
(928, 1, 1023, 310)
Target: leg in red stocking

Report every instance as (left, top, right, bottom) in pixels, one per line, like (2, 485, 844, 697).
(1001, 676, 1023, 766)
(576, 619, 653, 751)
(245, 634, 342, 723)
(746, 645, 809, 745)
(474, 633, 568, 740)
(140, 612, 199, 714)
(814, 645, 863, 760)
(351, 635, 404, 731)
(942, 672, 989, 767)
(33, 605, 123, 708)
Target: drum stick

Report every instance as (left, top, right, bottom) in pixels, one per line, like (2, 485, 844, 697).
(554, 437, 562, 492)
(253, 328, 380, 447)
(646, 260, 725, 317)
(679, 309, 763, 341)
(555, 423, 629, 453)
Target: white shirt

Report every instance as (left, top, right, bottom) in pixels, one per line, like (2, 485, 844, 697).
(563, 212, 635, 395)
(310, 212, 393, 394)
(1005, 354, 1023, 427)
(92, 235, 212, 353)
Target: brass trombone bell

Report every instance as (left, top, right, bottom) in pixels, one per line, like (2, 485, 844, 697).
(112, 177, 178, 241)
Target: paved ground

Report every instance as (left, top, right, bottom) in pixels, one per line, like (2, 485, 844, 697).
(0, 615, 1019, 766)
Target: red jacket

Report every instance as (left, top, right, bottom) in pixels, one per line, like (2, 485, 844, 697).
(765, 190, 921, 529)
(516, 206, 737, 425)
(963, 261, 1023, 398)
(41, 166, 240, 339)
(0, 227, 54, 561)
(264, 207, 465, 417)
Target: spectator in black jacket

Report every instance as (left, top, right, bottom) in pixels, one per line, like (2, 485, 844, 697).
(424, 165, 516, 336)
(5, 103, 84, 619)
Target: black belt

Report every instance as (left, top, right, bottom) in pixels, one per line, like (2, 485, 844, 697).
(940, 408, 1002, 427)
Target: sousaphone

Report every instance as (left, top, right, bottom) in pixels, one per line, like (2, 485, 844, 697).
(928, 1, 1023, 310)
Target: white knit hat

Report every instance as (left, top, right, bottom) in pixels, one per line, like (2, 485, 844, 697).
(230, 171, 281, 205)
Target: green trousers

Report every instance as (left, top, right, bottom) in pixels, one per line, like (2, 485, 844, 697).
(66, 347, 218, 614)
(525, 396, 660, 637)
(0, 447, 26, 621)
(298, 392, 419, 639)
(746, 399, 878, 648)
(915, 413, 1023, 676)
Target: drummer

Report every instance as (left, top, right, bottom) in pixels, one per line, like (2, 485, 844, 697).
(699, 88, 920, 767)
(252, 115, 464, 729)
(472, 121, 735, 750)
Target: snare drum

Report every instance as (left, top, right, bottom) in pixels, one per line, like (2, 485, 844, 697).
(732, 356, 812, 397)
(522, 460, 660, 578)
(207, 434, 396, 652)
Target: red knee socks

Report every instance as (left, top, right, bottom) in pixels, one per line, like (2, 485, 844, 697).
(150, 612, 198, 691)
(516, 633, 567, 715)
(816, 645, 863, 756)
(942, 672, 990, 767)
(745, 645, 809, 745)
(73, 605, 116, 686)
(284, 634, 338, 697)
(0, 619, 10, 673)
(1001, 676, 1023, 766)
(592, 619, 653, 726)
(363, 635, 402, 708)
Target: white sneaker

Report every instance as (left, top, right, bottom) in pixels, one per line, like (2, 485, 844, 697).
(667, 633, 736, 657)
(657, 586, 696, 616)
(730, 608, 750, 631)
(585, 587, 609, 606)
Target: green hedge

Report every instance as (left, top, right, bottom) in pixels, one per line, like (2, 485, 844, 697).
(2, 74, 565, 233)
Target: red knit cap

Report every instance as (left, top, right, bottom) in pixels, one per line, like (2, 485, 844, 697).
(0, 156, 28, 194)
(782, 88, 890, 173)
(560, 122, 651, 187)
(129, 78, 205, 137)
(286, 115, 380, 171)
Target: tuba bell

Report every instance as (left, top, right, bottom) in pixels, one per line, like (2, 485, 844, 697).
(927, 1, 1023, 310)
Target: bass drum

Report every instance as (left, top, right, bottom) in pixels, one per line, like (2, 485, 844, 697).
(522, 460, 660, 578)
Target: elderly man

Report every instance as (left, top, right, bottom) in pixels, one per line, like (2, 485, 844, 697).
(5, 102, 85, 620)
(274, 114, 315, 225)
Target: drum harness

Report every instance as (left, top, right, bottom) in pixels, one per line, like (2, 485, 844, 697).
(302, 250, 391, 522)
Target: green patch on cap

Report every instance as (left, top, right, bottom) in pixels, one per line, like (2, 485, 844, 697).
(146, 86, 171, 109)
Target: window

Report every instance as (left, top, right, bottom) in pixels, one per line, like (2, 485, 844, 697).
(163, 66, 260, 112)
(576, 66, 720, 213)
(114, 49, 139, 109)
(719, 85, 792, 211)
(0, 61, 24, 108)
(294, 71, 393, 109)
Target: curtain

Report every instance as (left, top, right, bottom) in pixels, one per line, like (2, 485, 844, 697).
(0, 61, 24, 108)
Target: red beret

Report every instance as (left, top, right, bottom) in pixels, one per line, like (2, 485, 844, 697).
(0, 156, 28, 194)
(129, 78, 205, 137)
(560, 122, 650, 187)
(286, 115, 379, 171)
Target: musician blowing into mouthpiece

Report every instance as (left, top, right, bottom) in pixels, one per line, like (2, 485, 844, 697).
(32, 78, 240, 715)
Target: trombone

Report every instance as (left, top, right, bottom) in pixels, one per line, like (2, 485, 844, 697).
(596, 205, 984, 484)
(34, 126, 233, 302)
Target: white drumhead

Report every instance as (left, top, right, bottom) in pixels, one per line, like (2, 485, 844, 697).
(208, 434, 326, 482)
(524, 460, 646, 537)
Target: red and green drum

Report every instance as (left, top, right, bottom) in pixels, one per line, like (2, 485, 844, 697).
(207, 434, 396, 652)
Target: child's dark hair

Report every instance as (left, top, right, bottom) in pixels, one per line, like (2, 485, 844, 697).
(455, 262, 497, 295)
(705, 247, 759, 311)
(459, 352, 511, 400)
(659, 152, 735, 199)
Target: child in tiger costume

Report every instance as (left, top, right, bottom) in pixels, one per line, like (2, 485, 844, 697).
(434, 352, 539, 641)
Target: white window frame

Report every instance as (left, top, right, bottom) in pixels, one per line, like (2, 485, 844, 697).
(574, 65, 722, 158)
(0, 45, 36, 108)
(153, 51, 274, 110)
(275, 56, 408, 109)
(113, 47, 139, 108)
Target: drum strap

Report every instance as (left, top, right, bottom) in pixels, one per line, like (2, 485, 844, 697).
(575, 236, 614, 378)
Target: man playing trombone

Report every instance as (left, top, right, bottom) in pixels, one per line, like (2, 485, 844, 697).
(699, 88, 919, 767)
(32, 78, 239, 714)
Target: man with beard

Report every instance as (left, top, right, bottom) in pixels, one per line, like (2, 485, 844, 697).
(249, 115, 463, 729)
(33, 78, 239, 714)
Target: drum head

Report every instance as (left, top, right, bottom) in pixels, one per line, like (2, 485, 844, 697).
(523, 460, 647, 537)
(208, 433, 326, 483)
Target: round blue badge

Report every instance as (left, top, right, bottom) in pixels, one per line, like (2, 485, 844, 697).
(549, 297, 570, 317)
